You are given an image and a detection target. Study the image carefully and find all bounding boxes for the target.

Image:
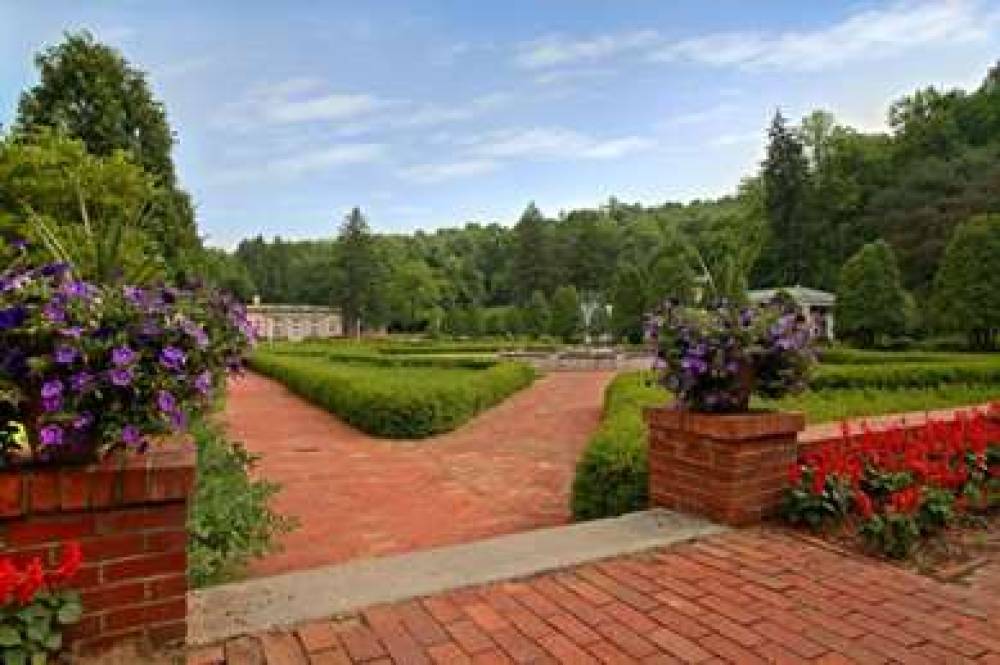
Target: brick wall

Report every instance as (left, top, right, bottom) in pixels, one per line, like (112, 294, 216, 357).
(645, 408, 805, 526)
(0, 442, 195, 655)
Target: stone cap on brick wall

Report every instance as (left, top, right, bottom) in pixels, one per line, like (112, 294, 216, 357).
(643, 406, 806, 440)
(0, 439, 195, 519)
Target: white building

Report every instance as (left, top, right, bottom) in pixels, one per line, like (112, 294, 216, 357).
(246, 297, 343, 342)
(748, 285, 836, 341)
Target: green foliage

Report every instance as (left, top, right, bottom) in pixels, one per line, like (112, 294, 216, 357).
(549, 285, 581, 342)
(249, 352, 536, 438)
(571, 373, 660, 520)
(610, 265, 647, 344)
(782, 472, 853, 531)
(523, 290, 551, 338)
(188, 421, 296, 587)
(0, 589, 82, 664)
(13, 31, 200, 273)
(334, 208, 384, 332)
(811, 358, 1000, 390)
(836, 240, 909, 347)
(513, 203, 556, 301)
(932, 214, 1000, 349)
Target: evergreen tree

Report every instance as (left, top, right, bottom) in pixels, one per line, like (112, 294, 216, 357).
(758, 110, 811, 285)
(523, 290, 551, 338)
(549, 285, 582, 342)
(835, 240, 908, 347)
(333, 207, 383, 334)
(610, 265, 647, 344)
(512, 203, 554, 301)
(931, 214, 1000, 350)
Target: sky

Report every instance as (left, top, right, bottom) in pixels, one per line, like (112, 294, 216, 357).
(1, 1, 999, 248)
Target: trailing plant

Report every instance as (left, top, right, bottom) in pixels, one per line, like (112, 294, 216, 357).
(0, 542, 83, 664)
(0, 236, 253, 466)
(649, 300, 814, 412)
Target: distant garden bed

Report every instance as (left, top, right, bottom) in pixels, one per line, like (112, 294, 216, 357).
(250, 349, 536, 438)
(572, 356, 1000, 521)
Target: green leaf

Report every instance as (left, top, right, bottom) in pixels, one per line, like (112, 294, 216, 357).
(41, 632, 60, 653)
(0, 628, 20, 648)
(55, 603, 81, 626)
(2, 648, 26, 665)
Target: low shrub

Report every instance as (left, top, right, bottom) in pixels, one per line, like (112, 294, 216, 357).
(818, 348, 997, 365)
(571, 373, 660, 520)
(813, 359, 1000, 390)
(188, 421, 296, 587)
(249, 352, 536, 438)
(783, 409, 1000, 558)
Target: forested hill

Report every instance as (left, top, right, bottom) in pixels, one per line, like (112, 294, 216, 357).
(226, 62, 1000, 333)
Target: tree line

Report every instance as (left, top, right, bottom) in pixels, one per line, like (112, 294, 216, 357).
(1, 32, 998, 347)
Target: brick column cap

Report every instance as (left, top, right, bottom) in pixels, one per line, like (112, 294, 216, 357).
(643, 406, 805, 440)
(0, 437, 195, 519)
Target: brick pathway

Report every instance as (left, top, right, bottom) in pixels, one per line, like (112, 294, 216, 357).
(223, 371, 615, 576)
(187, 528, 1000, 664)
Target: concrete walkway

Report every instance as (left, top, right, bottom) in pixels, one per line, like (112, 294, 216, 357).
(223, 371, 615, 576)
(188, 526, 1000, 664)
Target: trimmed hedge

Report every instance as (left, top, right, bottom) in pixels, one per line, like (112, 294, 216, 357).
(262, 343, 498, 370)
(571, 372, 661, 520)
(818, 348, 997, 365)
(813, 359, 1000, 390)
(249, 351, 536, 438)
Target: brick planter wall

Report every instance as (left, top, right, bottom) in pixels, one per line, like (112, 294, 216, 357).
(644, 407, 805, 525)
(0, 441, 195, 655)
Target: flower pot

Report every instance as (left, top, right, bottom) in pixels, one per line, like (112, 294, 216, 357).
(644, 407, 805, 525)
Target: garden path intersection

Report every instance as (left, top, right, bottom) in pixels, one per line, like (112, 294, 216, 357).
(223, 371, 615, 576)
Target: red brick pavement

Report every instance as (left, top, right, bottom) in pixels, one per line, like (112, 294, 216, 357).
(187, 528, 1000, 664)
(223, 371, 615, 576)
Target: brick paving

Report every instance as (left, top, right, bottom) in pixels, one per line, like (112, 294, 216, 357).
(223, 371, 615, 576)
(187, 528, 1000, 664)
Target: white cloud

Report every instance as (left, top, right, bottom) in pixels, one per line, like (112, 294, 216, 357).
(217, 78, 390, 130)
(394, 93, 511, 128)
(212, 143, 385, 184)
(399, 159, 499, 183)
(650, 0, 994, 71)
(467, 127, 654, 160)
(515, 30, 658, 69)
(709, 131, 761, 148)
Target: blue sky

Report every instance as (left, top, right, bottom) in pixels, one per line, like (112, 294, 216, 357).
(2, 1, 998, 248)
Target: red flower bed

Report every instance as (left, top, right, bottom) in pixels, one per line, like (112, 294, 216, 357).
(784, 405, 1000, 558)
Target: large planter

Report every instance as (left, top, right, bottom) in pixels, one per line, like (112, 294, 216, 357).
(0, 441, 195, 655)
(644, 407, 805, 525)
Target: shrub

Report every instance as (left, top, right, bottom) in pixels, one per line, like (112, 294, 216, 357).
(783, 409, 1000, 558)
(0, 241, 252, 466)
(836, 240, 909, 348)
(812, 360, 1000, 390)
(249, 353, 536, 438)
(572, 373, 660, 520)
(188, 421, 296, 587)
(650, 301, 813, 412)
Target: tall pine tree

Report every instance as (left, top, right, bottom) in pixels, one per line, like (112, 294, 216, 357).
(758, 110, 810, 286)
(512, 202, 554, 302)
(334, 207, 383, 334)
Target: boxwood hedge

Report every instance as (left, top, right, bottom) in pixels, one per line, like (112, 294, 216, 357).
(249, 351, 536, 438)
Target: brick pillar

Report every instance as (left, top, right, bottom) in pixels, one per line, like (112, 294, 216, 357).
(644, 408, 805, 526)
(0, 441, 195, 655)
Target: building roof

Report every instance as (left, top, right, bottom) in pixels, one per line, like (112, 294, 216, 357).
(747, 285, 836, 307)
(247, 303, 340, 315)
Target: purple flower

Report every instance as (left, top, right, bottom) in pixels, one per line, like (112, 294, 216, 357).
(110, 367, 133, 387)
(111, 346, 137, 366)
(54, 345, 78, 364)
(43, 302, 66, 323)
(157, 390, 177, 414)
(194, 371, 213, 396)
(59, 326, 84, 338)
(61, 281, 93, 300)
(123, 286, 145, 304)
(39, 424, 64, 447)
(41, 380, 63, 399)
(42, 396, 62, 413)
(169, 410, 188, 430)
(159, 346, 186, 371)
(70, 371, 94, 393)
(39, 263, 69, 277)
(0, 305, 27, 330)
(121, 425, 142, 447)
(73, 412, 94, 430)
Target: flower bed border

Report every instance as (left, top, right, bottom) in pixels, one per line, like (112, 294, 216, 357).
(0, 440, 194, 655)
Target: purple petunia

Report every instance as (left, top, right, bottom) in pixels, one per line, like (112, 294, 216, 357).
(39, 424, 64, 447)
(73, 412, 94, 430)
(110, 367, 133, 387)
(42, 396, 62, 413)
(41, 380, 63, 399)
(157, 390, 177, 414)
(0, 305, 27, 330)
(121, 425, 142, 447)
(59, 326, 84, 338)
(194, 370, 213, 396)
(111, 345, 137, 366)
(54, 345, 78, 364)
(61, 281, 93, 300)
(70, 371, 94, 393)
(159, 346, 186, 371)
(42, 301, 66, 323)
